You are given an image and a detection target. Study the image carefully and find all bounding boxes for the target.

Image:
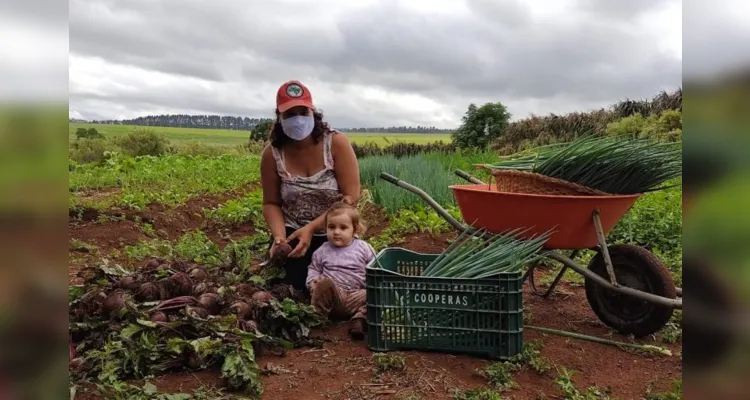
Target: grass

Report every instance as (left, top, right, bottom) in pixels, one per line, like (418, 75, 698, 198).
(204, 189, 264, 226)
(69, 153, 261, 210)
(554, 366, 614, 399)
(69, 123, 451, 147)
(123, 229, 269, 268)
(372, 353, 407, 374)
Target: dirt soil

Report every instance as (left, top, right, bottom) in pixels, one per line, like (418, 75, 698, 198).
(69, 197, 682, 400)
(69, 186, 259, 283)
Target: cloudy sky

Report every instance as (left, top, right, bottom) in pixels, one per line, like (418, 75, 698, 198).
(28, 0, 707, 129)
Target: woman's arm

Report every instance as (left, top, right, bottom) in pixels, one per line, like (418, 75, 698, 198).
(260, 145, 287, 242)
(331, 131, 361, 206)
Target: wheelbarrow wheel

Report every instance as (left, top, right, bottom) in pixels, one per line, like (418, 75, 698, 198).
(584, 244, 676, 337)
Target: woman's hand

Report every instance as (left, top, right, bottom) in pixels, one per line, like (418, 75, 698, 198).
(286, 224, 314, 258)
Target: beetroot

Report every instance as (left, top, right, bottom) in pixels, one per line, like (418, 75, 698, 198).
(156, 280, 172, 300)
(102, 290, 127, 316)
(186, 306, 209, 319)
(235, 283, 259, 297)
(189, 268, 208, 281)
(69, 336, 75, 361)
(185, 348, 203, 369)
(168, 272, 193, 296)
(80, 289, 107, 310)
(251, 291, 274, 303)
(115, 276, 138, 291)
(136, 283, 159, 302)
(143, 258, 161, 270)
(69, 357, 85, 371)
(239, 319, 258, 333)
(197, 293, 221, 315)
(270, 243, 292, 266)
(153, 296, 199, 311)
(269, 284, 296, 301)
(150, 311, 167, 323)
(230, 300, 252, 320)
(171, 260, 190, 272)
(192, 282, 208, 296)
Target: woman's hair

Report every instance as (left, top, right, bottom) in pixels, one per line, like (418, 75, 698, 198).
(325, 201, 366, 236)
(269, 109, 332, 148)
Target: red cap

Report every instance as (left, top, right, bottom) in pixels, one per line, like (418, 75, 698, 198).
(276, 80, 315, 112)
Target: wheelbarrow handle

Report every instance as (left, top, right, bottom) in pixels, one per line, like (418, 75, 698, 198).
(378, 171, 470, 234)
(454, 169, 484, 184)
(379, 172, 400, 185)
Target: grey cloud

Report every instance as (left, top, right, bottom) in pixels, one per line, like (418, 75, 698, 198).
(576, 0, 674, 19)
(0, 0, 68, 26)
(466, 0, 532, 28)
(70, 92, 264, 119)
(69, 0, 683, 126)
(312, 1, 680, 103)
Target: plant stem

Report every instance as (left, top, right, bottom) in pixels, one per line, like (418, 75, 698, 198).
(525, 325, 672, 356)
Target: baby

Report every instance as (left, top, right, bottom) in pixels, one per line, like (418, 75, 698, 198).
(306, 201, 376, 340)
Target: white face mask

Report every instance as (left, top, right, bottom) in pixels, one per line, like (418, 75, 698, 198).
(280, 115, 314, 141)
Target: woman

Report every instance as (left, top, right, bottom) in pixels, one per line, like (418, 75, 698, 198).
(260, 80, 361, 292)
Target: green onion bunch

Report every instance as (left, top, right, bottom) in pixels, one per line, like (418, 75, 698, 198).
(422, 226, 551, 279)
(481, 135, 682, 194)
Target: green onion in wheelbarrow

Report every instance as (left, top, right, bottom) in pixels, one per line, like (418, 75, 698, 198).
(480, 135, 682, 194)
(422, 226, 551, 279)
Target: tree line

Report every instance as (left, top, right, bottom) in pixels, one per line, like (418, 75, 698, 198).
(81, 114, 272, 130)
(338, 126, 453, 133)
(74, 114, 454, 133)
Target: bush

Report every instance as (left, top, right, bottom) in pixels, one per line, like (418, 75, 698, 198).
(249, 120, 273, 143)
(75, 127, 104, 140)
(244, 141, 265, 155)
(115, 128, 169, 157)
(605, 110, 682, 142)
(492, 88, 681, 153)
(452, 102, 511, 149)
(69, 137, 114, 164)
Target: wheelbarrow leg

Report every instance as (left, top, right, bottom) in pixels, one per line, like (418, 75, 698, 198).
(525, 250, 580, 297)
(592, 209, 618, 287)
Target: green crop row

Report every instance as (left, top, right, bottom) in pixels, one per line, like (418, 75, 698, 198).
(204, 190, 264, 226)
(69, 153, 261, 211)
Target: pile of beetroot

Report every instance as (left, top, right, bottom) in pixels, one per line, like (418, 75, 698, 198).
(69, 256, 323, 396)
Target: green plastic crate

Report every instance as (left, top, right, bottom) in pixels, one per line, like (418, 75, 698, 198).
(365, 247, 524, 360)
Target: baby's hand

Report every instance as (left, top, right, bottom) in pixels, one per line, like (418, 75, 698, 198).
(340, 195, 354, 206)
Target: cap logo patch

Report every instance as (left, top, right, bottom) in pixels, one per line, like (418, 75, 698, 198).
(286, 83, 304, 98)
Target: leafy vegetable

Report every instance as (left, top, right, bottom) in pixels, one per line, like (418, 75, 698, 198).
(69, 255, 324, 397)
(422, 226, 551, 278)
(481, 135, 682, 194)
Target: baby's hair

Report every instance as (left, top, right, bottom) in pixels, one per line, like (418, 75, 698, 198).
(326, 201, 367, 236)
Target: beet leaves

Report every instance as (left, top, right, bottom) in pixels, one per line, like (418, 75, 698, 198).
(69, 256, 323, 397)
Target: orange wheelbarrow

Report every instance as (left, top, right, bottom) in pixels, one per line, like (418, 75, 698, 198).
(379, 170, 682, 338)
